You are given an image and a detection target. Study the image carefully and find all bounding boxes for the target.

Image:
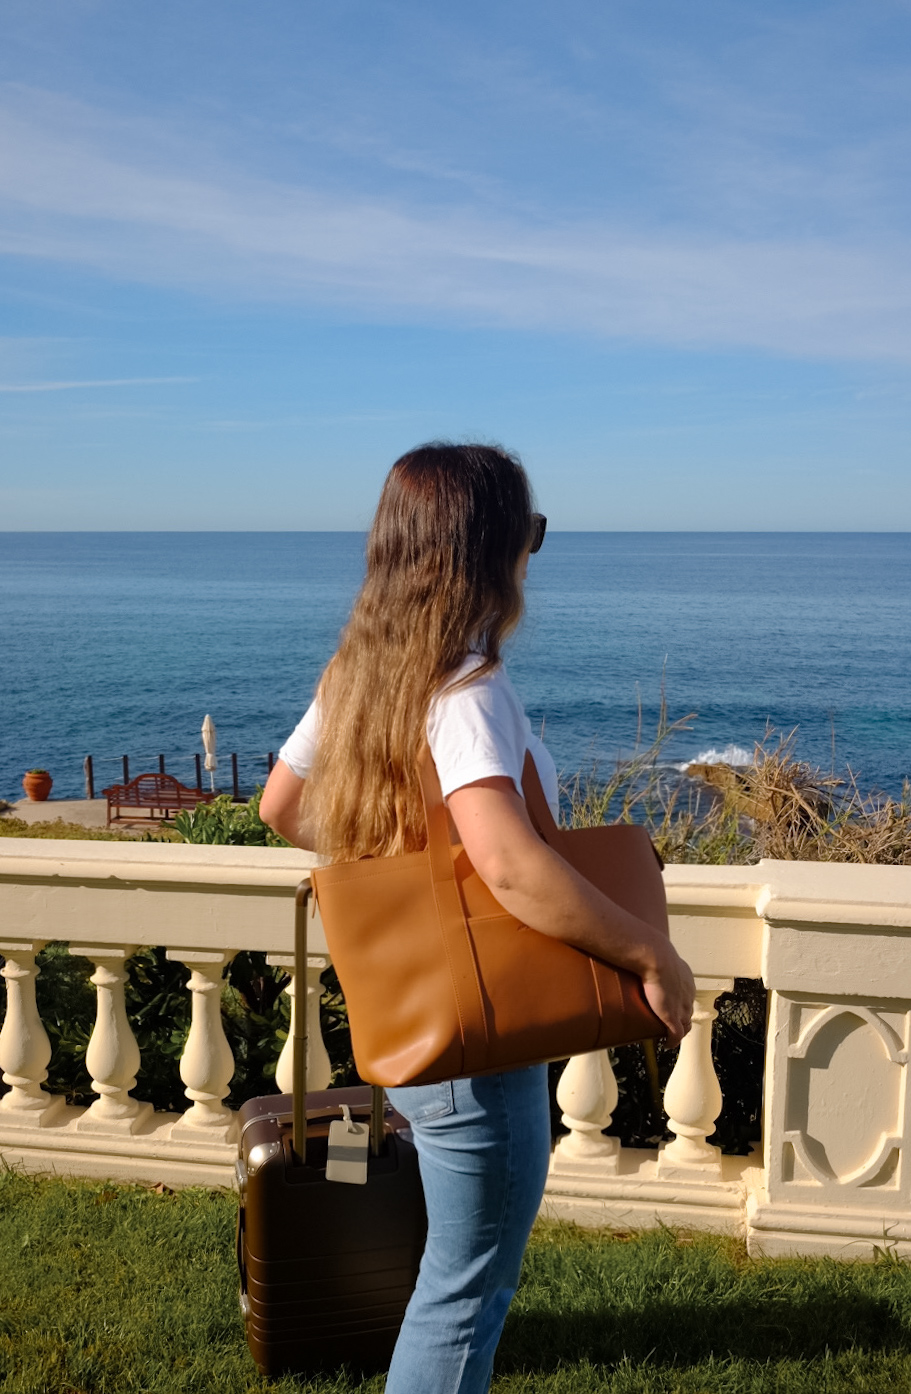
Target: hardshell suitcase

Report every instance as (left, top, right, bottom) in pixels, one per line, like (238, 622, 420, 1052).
(236, 884, 427, 1377)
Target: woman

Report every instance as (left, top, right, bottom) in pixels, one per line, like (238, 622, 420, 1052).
(260, 442, 695, 1394)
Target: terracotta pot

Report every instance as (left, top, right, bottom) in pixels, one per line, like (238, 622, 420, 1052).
(22, 771, 53, 802)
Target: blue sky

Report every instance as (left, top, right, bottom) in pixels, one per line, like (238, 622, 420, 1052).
(1, 0, 910, 529)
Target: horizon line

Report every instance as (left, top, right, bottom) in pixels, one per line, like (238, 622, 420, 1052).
(1, 528, 910, 537)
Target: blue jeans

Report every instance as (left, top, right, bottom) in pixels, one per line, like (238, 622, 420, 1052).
(385, 1065, 551, 1394)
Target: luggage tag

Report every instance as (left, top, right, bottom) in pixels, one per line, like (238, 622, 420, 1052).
(326, 1104, 369, 1185)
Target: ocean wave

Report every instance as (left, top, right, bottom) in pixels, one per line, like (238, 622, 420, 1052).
(678, 744, 754, 771)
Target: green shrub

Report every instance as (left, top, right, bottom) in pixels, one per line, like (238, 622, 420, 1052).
(171, 789, 289, 846)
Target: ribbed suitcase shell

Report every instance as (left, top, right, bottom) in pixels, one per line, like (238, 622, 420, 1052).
(237, 1085, 426, 1376)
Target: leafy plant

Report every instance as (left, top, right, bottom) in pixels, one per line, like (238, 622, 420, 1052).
(171, 788, 290, 847)
(126, 946, 192, 1111)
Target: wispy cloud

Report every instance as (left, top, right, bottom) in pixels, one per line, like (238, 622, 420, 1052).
(0, 376, 199, 392)
(2, 84, 910, 362)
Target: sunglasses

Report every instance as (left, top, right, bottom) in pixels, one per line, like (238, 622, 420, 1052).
(529, 513, 547, 554)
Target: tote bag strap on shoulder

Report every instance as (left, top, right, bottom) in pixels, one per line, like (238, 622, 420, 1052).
(519, 750, 560, 842)
(415, 751, 491, 1076)
(413, 746, 571, 1079)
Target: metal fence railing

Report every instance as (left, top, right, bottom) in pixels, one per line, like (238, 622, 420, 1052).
(82, 753, 277, 802)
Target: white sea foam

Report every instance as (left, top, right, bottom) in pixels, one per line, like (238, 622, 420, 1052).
(678, 744, 754, 772)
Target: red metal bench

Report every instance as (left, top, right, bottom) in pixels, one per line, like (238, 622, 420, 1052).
(101, 772, 215, 826)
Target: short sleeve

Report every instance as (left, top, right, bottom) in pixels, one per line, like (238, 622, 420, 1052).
(276, 659, 560, 818)
(426, 660, 531, 801)
(277, 699, 320, 779)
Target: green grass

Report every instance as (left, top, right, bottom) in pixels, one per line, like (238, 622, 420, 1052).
(0, 817, 179, 841)
(2, 1172, 911, 1393)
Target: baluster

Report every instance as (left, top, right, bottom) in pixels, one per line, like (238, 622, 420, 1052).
(167, 950, 238, 1143)
(658, 978, 733, 1178)
(71, 946, 153, 1134)
(550, 1049, 620, 1173)
(0, 941, 65, 1126)
(267, 954, 331, 1094)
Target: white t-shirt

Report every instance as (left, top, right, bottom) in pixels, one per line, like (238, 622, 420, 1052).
(277, 654, 559, 819)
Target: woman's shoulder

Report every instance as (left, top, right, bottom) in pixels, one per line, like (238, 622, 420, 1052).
(433, 654, 522, 712)
(428, 656, 529, 798)
(429, 655, 529, 752)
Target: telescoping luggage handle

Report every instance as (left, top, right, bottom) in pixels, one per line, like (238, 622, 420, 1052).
(293, 882, 384, 1166)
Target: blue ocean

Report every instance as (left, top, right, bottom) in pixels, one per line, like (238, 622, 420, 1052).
(1, 533, 909, 803)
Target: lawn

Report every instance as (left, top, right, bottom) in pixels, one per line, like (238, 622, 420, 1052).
(1, 1168, 910, 1393)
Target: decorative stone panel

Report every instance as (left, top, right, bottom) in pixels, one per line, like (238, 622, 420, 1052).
(748, 861, 911, 1258)
(770, 995, 908, 1199)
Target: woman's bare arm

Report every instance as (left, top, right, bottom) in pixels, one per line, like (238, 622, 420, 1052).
(259, 759, 314, 849)
(446, 776, 695, 1045)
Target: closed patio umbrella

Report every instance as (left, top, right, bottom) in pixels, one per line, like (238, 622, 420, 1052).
(201, 714, 217, 792)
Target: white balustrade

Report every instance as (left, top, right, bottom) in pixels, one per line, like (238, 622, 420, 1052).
(4, 841, 911, 1260)
(657, 978, 733, 1178)
(72, 946, 153, 1134)
(271, 958, 297, 1096)
(544, 868, 764, 1236)
(0, 839, 321, 1185)
(168, 950, 238, 1143)
(268, 952, 332, 1094)
(0, 940, 65, 1125)
(551, 1049, 620, 1172)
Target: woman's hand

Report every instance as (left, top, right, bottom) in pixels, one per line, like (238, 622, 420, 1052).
(640, 947, 696, 1048)
(445, 775, 695, 1045)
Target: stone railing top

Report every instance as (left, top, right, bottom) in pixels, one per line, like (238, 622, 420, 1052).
(662, 863, 764, 913)
(755, 858, 911, 931)
(661, 863, 764, 980)
(4, 843, 907, 903)
(0, 838, 325, 956)
(0, 837, 322, 889)
(661, 859, 911, 930)
(752, 859, 911, 998)
(3, 840, 910, 972)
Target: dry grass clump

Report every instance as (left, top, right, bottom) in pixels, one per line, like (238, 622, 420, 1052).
(732, 737, 911, 865)
(564, 713, 911, 867)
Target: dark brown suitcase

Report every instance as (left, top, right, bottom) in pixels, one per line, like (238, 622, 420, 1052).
(236, 885, 427, 1377)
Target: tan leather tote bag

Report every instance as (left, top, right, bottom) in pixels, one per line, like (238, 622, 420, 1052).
(310, 751, 666, 1087)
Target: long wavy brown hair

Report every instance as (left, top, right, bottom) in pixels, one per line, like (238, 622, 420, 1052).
(303, 442, 537, 859)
